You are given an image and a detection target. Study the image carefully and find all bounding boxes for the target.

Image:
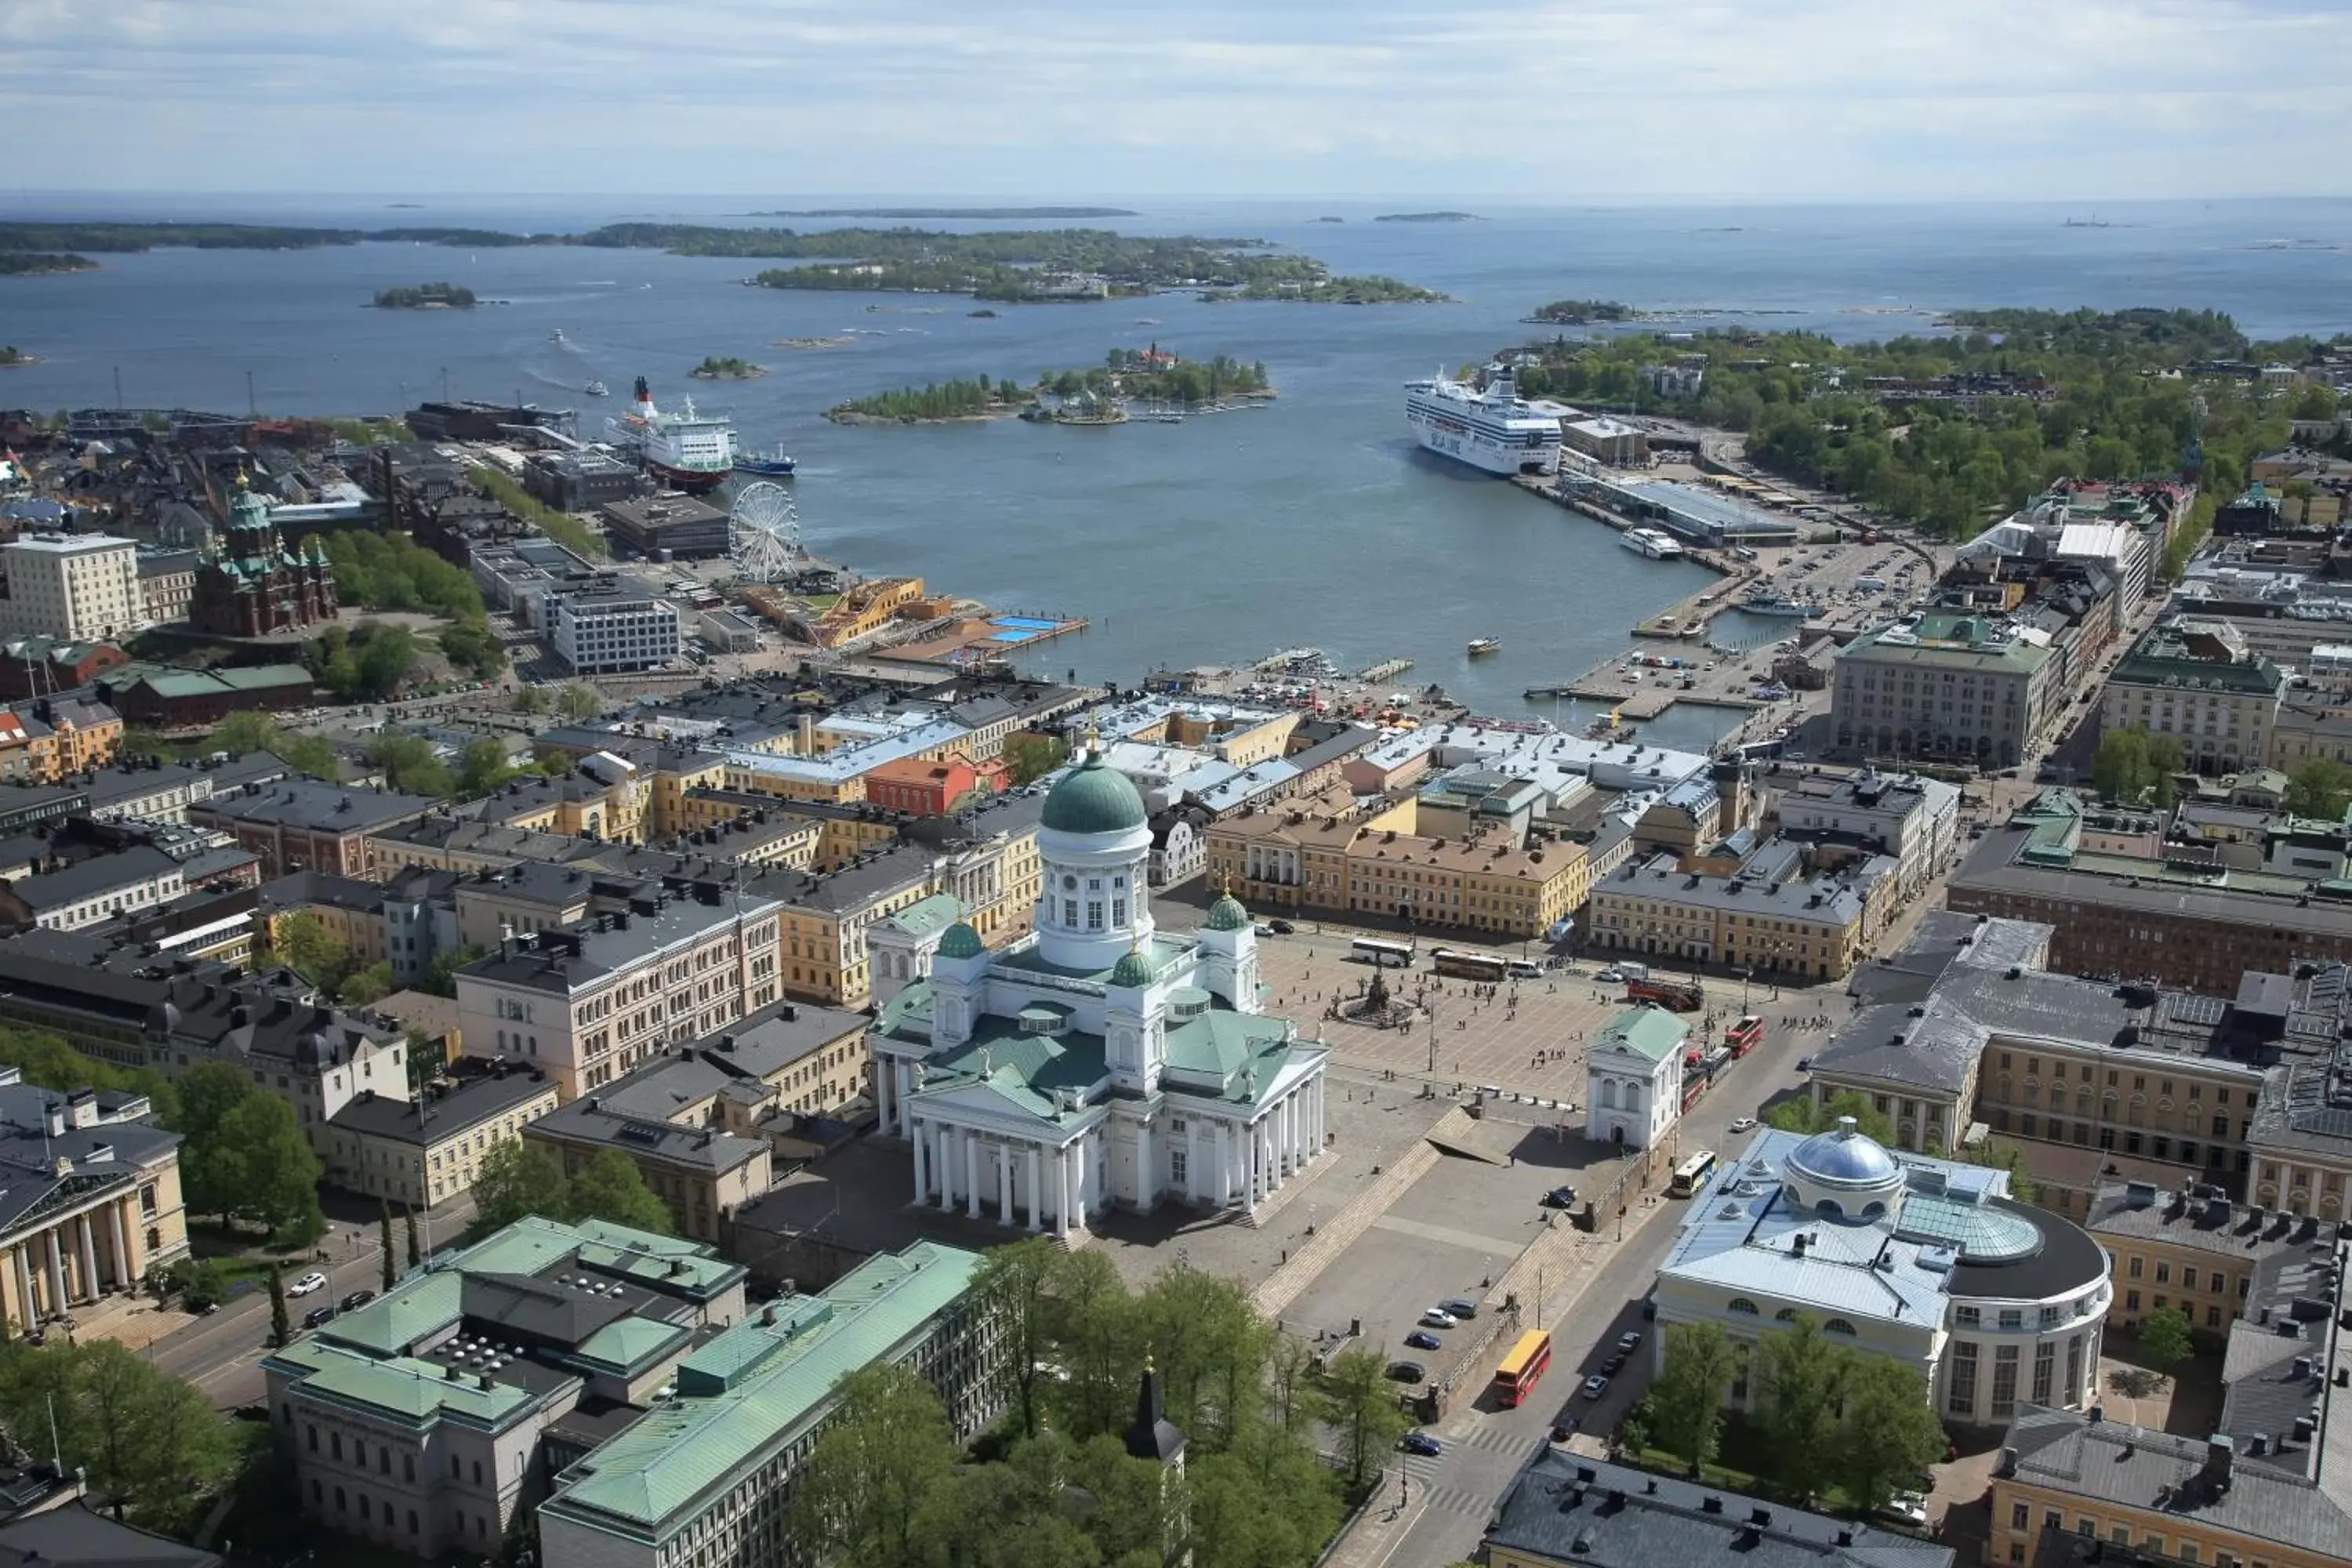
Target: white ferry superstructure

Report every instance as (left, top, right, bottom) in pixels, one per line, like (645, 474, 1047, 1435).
(606, 376, 738, 494)
(1403, 370, 1562, 477)
(1621, 528, 1686, 559)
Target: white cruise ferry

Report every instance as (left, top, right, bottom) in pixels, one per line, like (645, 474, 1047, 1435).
(606, 377, 738, 494)
(1404, 370, 1562, 476)
(1621, 527, 1686, 559)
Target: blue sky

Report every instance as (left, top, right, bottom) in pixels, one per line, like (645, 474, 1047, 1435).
(6, 0, 2347, 199)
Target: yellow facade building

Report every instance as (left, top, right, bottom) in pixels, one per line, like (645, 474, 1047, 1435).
(0, 1070, 190, 1335)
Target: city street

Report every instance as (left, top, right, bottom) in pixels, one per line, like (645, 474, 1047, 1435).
(1330, 992, 1837, 1568)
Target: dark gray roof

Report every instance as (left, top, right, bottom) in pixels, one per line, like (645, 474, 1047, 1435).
(0, 1080, 181, 1234)
(1488, 1449, 1953, 1568)
(0, 1503, 220, 1568)
(256, 868, 383, 915)
(328, 1068, 554, 1145)
(1945, 1196, 2110, 1302)
(459, 886, 785, 995)
(82, 752, 288, 809)
(2003, 1404, 2352, 1559)
(527, 1094, 765, 1175)
(194, 778, 441, 833)
(6, 844, 182, 912)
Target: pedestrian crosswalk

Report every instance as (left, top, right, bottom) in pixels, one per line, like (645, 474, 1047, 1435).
(1415, 1482, 1495, 1518)
(1438, 1418, 1545, 1458)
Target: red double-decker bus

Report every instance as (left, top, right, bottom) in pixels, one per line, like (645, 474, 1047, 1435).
(1725, 1014, 1765, 1058)
(1492, 1330, 1552, 1407)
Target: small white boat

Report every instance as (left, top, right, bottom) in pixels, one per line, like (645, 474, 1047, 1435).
(1467, 637, 1502, 657)
(584, 379, 608, 397)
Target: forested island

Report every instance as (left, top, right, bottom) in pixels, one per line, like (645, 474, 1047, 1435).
(372, 281, 477, 309)
(0, 218, 1445, 301)
(1374, 211, 1479, 223)
(0, 346, 36, 366)
(751, 206, 1138, 219)
(1497, 304, 2348, 560)
(829, 376, 1036, 423)
(691, 355, 766, 379)
(830, 350, 1274, 426)
(0, 252, 94, 276)
(1528, 298, 1637, 325)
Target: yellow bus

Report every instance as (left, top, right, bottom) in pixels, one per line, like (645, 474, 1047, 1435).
(1670, 1149, 1719, 1197)
(1491, 1329, 1553, 1407)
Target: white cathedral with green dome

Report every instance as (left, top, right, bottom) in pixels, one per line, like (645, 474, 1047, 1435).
(869, 748, 1330, 1236)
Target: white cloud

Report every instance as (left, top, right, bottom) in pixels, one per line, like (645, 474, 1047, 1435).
(4, 0, 2347, 197)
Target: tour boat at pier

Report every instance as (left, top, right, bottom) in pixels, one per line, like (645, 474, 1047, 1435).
(1404, 370, 1561, 477)
(1621, 527, 1686, 559)
(1739, 593, 1823, 618)
(606, 377, 738, 494)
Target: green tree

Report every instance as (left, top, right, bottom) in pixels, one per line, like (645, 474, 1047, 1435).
(270, 911, 354, 993)
(467, 1139, 570, 1240)
(1947, 1137, 2039, 1201)
(1045, 1248, 1134, 1439)
(172, 1062, 260, 1222)
(1137, 1262, 1271, 1451)
(1317, 1345, 1410, 1487)
(2092, 727, 2151, 804)
(2287, 758, 2352, 820)
(2140, 1305, 2194, 1377)
(1755, 1314, 1849, 1504)
(970, 1236, 1062, 1440)
(458, 736, 519, 796)
(513, 684, 548, 715)
(788, 1363, 961, 1568)
(405, 1203, 422, 1268)
(1763, 1091, 1896, 1145)
(370, 732, 454, 797)
(338, 960, 397, 1007)
(560, 684, 604, 720)
(1649, 1321, 1738, 1475)
(436, 620, 506, 681)
(267, 1265, 290, 1347)
(565, 1149, 673, 1233)
(424, 943, 488, 997)
(1005, 735, 1069, 788)
(1832, 1358, 1948, 1515)
(379, 1201, 397, 1293)
(217, 1092, 326, 1243)
(0, 1340, 233, 1529)
(0, 1024, 179, 1125)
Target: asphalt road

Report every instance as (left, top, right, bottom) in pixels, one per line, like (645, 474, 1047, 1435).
(1373, 1000, 1835, 1568)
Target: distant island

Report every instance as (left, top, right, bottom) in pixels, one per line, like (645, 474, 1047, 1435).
(372, 281, 477, 310)
(1527, 299, 1638, 325)
(0, 219, 1443, 302)
(690, 354, 767, 379)
(751, 206, 1138, 220)
(0, 346, 38, 367)
(0, 252, 96, 277)
(1374, 212, 1480, 223)
(830, 376, 1035, 425)
(1312, 216, 1346, 223)
(831, 350, 1274, 426)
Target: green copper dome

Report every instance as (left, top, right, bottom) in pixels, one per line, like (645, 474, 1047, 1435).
(1041, 752, 1147, 836)
(938, 921, 985, 960)
(1109, 948, 1156, 988)
(1205, 891, 1250, 932)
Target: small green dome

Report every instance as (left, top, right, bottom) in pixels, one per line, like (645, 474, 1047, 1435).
(1041, 752, 1147, 836)
(938, 921, 985, 960)
(1205, 891, 1250, 932)
(1109, 948, 1156, 989)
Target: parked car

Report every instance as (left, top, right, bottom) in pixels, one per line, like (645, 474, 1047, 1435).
(1796, 1056, 1815, 1073)
(339, 1290, 376, 1312)
(1602, 1352, 1627, 1375)
(1418, 1308, 1459, 1329)
(1878, 1494, 1930, 1528)
(1617, 1330, 1643, 1353)
(302, 1305, 336, 1330)
(1385, 1361, 1427, 1384)
(1541, 1186, 1579, 1209)
(289, 1271, 329, 1297)
(1268, 919, 1296, 935)
(1404, 1330, 1443, 1352)
(1581, 1374, 1610, 1399)
(1549, 1417, 1578, 1443)
(1438, 1297, 1478, 1320)
(1595, 967, 1624, 982)
(1729, 1116, 1758, 1134)
(1399, 1432, 1443, 1457)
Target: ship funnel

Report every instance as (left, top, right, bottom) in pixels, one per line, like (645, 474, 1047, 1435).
(633, 376, 654, 410)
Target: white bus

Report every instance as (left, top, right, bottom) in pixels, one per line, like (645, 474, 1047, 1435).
(1351, 936, 1415, 967)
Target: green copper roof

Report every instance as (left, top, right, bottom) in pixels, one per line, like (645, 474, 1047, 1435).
(881, 893, 963, 939)
(1205, 891, 1250, 931)
(1040, 751, 1147, 835)
(543, 1243, 983, 1537)
(1109, 947, 1157, 988)
(1594, 1006, 1690, 1065)
(938, 920, 985, 960)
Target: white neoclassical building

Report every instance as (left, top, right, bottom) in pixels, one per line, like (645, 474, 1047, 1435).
(1652, 1120, 2112, 1425)
(869, 750, 1330, 1236)
(1584, 1006, 1690, 1151)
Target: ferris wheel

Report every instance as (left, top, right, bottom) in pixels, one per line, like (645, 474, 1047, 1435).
(730, 481, 800, 583)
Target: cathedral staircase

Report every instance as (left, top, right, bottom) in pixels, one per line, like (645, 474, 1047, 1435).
(1250, 1105, 1475, 1319)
